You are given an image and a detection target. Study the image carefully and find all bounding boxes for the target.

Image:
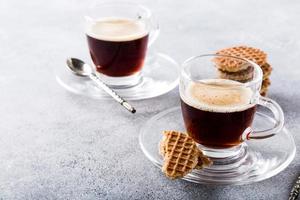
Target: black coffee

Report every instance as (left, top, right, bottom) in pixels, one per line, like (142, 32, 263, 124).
(180, 79, 256, 148)
(86, 18, 149, 77)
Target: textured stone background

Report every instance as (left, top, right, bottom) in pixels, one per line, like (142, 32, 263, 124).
(0, 0, 299, 199)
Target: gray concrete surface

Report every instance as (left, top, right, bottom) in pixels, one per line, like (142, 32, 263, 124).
(0, 0, 299, 199)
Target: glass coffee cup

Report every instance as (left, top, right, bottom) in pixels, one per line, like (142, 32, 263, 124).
(85, 2, 159, 88)
(180, 54, 284, 159)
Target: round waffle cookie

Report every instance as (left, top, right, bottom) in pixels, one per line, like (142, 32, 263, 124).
(262, 78, 271, 87)
(261, 63, 272, 80)
(260, 79, 270, 96)
(159, 131, 211, 179)
(214, 46, 267, 72)
(261, 63, 272, 73)
(260, 87, 268, 96)
(218, 66, 254, 82)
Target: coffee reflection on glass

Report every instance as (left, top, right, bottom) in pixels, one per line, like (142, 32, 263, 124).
(86, 18, 149, 77)
(180, 79, 256, 148)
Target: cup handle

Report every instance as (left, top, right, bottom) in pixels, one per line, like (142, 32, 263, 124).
(147, 17, 159, 47)
(245, 96, 284, 140)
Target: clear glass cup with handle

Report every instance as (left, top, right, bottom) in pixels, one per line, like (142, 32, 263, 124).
(179, 54, 284, 161)
(85, 2, 159, 88)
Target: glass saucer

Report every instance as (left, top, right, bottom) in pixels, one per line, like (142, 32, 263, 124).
(55, 52, 180, 100)
(139, 107, 296, 185)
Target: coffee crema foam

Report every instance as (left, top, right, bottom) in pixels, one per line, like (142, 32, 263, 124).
(86, 18, 148, 42)
(181, 79, 254, 113)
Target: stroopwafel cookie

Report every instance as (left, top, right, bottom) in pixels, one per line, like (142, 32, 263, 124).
(214, 46, 267, 72)
(262, 78, 271, 88)
(214, 46, 272, 96)
(159, 131, 211, 179)
(261, 63, 272, 80)
(217, 66, 254, 82)
(260, 87, 268, 96)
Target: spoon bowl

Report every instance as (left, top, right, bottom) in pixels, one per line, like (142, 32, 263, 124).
(66, 58, 92, 76)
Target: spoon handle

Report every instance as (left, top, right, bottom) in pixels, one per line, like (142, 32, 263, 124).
(89, 73, 136, 113)
(289, 174, 300, 200)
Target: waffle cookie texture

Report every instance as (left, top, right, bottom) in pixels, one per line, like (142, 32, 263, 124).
(214, 46, 272, 96)
(159, 131, 212, 179)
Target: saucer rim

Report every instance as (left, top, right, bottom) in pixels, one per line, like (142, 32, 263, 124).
(139, 106, 296, 185)
(55, 52, 180, 101)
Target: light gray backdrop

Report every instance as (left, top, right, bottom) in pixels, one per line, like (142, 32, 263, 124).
(0, 0, 299, 199)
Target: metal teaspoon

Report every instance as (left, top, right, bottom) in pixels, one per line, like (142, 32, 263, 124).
(66, 58, 136, 114)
